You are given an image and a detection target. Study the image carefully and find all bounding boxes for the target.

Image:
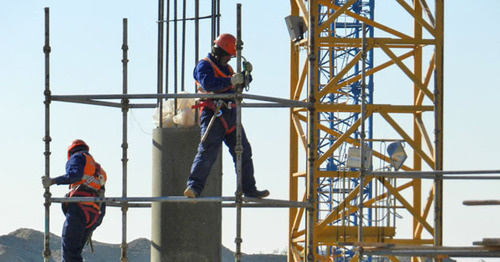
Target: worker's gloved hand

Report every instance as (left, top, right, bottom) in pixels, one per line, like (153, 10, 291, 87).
(41, 176, 54, 188)
(230, 73, 245, 85)
(242, 61, 253, 73)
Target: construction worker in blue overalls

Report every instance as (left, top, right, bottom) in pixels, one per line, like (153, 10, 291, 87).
(184, 33, 269, 199)
(42, 139, 106, 262)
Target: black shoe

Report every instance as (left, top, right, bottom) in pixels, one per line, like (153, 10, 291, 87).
(244, 189, 270, 199)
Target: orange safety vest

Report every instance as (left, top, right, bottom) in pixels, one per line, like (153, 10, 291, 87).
(195, 57, 235, 94)
(67, 153, 107, 228)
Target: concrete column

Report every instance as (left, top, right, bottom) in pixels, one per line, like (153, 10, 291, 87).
(151, 126, 222, 262)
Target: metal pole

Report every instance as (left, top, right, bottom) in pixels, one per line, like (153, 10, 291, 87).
(306, 1, 316, 261)
(434, 0, 444, 257)
(358, 22, 368, 262)
(194, 0, 199, 123)
(157, 0, 164, 128)
(165, 0, 170, 95)
(120, 18, 129, 262)
(194, 0, 199, 65)
(181, 0, 186, 92)
(234, 4, 243, 262)
(42, 7, 52, 262)
(216, 0, 220, 36)
(174, 0, 178, 110)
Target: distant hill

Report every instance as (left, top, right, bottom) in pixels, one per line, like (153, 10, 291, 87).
(0, 228, 286, 262)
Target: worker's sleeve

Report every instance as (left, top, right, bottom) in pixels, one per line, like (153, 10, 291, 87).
(52, 154, 86, 185)
(194, 60, 232, 92)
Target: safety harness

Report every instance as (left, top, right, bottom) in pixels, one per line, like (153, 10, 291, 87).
(193, 56, 237, 135)
(192, 100, 237, 135)
(67, 154, 107, 229)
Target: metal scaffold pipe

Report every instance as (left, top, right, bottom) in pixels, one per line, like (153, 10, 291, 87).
(50, 196, 312, 207)
(358, 22, 368, 262)
(306, 1, 316, 261)
(234, 4, 243, 262)
(42, 7, 51, 262)
(434, 0, 445, 251)
(157, 0, 164, 129)
(120, 18, 129, 262)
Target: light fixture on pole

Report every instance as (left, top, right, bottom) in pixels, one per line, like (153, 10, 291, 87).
(387, 141, 407, 171)
(284, 15, 307, 42)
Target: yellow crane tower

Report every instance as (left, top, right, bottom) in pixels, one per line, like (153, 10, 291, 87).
(287, 1, 443, 261)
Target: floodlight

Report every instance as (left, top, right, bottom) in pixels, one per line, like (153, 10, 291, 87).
(387, 141, 407, 171)
(284, 15, 307, 42)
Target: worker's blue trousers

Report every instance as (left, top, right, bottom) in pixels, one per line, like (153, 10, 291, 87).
(61, 203, 105, 262)
(187, 106, 257, 195)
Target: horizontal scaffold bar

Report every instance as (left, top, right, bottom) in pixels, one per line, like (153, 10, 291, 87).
(50, 93, 312, 108)
(362, 246, 500, 257)
(366, 169, 500, 179)
(50, 196, 312, 208)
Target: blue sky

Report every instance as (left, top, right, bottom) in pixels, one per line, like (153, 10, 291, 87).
(1, 0, 500, 258)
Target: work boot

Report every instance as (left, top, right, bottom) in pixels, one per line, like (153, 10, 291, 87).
(244, 189, 270, 199)
(184, 187, 199, 198)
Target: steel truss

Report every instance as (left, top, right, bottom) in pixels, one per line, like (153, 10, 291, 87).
(288, 0, 446, 261)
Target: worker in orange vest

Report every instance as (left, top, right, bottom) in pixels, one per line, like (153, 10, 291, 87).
(184, 33, 269, 199)
(42, 139, 106, 262)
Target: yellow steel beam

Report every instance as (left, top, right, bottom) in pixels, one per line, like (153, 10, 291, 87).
(419, 54, 435, 105)
(317, 116, 366, 165)
(419, 0, 435, 26)
(380, 112, 435, 168)
(289, 2, 300, 261)
(318, 37, 436, 47)
(379, 43, 434, 102)
(318, 0, 411, 39)
(316, 181, 413, 234)
(315, 104, 434, 113)
(416, 186, 435, 238)
(317, 49, 415, 98)
(316, 176, 374, 229)
(293, 0, 309, 28)
(316, 226, 396, 241)
(413, 2, 424, 253)
(416, 115, 435, 160)
(292, 194, 307, 238)
(291, 112, 308, 151)
(316, 51, 364, 101)
(388, 256, 400, 262)
(293, 58, 308, 101)
(317, 0, 358, 33)
(295, 113, 414, 172)
(378, 177, 434, 236)
(395, 0, 436, 37)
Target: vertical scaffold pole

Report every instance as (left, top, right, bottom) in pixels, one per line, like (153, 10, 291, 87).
(42, 7, 52, 262)
(181, 0, 186, 92)
(120, 18, 130, 262)
(434, 0, 444, 256)
(157, 0, 164, 128)
(358, 22, 368, 262)
(234, 4, 243, 262)
(306, 1, 316, 261)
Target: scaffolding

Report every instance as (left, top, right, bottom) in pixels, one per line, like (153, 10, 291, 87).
(42, 2, 311, 262)
(41, 1, 500, 262)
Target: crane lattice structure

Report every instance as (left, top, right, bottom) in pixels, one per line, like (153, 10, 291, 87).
(288, 0, 444, 261)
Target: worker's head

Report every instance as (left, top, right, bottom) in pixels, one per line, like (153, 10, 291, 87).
(67, 139, 89, 159)
(212, 33, 236, 65)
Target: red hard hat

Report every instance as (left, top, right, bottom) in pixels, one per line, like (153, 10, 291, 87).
(214, 33, 236, 57)
(67, 139, 89, 159)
